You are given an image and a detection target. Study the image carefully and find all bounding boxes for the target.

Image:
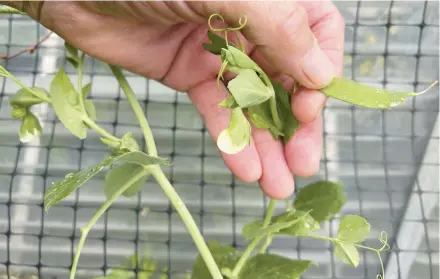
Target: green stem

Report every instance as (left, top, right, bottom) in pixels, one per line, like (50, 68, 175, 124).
(82, 116, 120, 142)
(109, 65, 157, 156)
(255, 69, 282, 129)
(303, 234, 379, 253)
(151, 166, 223, 279)
(231, 199, 276, 277)
(109, 64, 223, 279)
(5, 72, 51, 103)
(258, 235, 273, 254)
(69, 168, 149, 279)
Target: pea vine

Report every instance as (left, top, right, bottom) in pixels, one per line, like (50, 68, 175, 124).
(1, 8, 437, 279)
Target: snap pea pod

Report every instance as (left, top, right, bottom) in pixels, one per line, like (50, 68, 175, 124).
(319, 78, 438, 109)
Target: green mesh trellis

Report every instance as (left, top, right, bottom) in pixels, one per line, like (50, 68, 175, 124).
(0, 1, 438, 279)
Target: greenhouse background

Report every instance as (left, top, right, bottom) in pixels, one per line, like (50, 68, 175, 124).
(0, 1, 438, 279)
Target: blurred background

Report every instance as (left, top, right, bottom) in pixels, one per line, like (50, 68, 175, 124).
(0, 1, 438, 279)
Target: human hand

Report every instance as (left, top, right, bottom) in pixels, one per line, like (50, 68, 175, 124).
(5, 1, 345, 199)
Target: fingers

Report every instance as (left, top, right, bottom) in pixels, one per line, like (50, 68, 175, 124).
(292, 1, 345, 123)
(187, 1, 336, 89)
(285, 114, 323, 177)
(187, 79, 262, 183)
(252, 127, 295, 200)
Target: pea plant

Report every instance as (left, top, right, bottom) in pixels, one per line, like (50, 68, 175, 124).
(1, 9, 438, 279)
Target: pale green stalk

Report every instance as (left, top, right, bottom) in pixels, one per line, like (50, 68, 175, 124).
(82, 116, 120, 142)
(70, 168, 149, 279)
(109, 65, 223, 279)
(109, 65, 157, 156)
(231, 199, 276, 277)
(303, 234, 379, 253)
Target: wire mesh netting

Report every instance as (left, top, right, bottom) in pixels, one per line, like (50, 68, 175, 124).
(0, 1, 438, 279)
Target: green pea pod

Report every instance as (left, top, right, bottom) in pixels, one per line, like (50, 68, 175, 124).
(319, 78, 438, 109)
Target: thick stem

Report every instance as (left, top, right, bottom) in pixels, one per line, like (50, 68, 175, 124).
(109, 64, 223, 279)
(255, 69, 282, 129)
(69, 168, 149, 279)
(109, 65, 158, 156)
(231, 199, 276, 277)
(151, 166, 223, 279)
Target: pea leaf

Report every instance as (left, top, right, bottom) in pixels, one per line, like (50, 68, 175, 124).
(227, 69, 272, 108)
(120, 132, 140, 152)
(228, 72, 264, 97)
(240, 254, 315, 279)
(44, 151, 171, 211)
(334, 242, 359, 267)
(82, 82, 92, 98)
(118, 150, 172, 166)
(104, 163, 148, 199)
(19, 111, 42, 143)
(191, 241, 241, 279)
(9, 87, 48, 107)
(221, 46, 260, 71)
(64, 41, 79, 60)
(271, 80, 299, 143)
(66, 57, 79, 68)
(84, 99, 97, 121)
(202, 31, 229, 55)
(272, 210, 320, 236)
(293, 180, 347, 222)
(242, 210, 315, 240)
(0, 5, 27, 15)
(50, 66, 88, 139)
(219, 95, 239, 108)
(337, 215, 370, 243)
(247, 101, 283, 138)
(217, 107, 251, 154)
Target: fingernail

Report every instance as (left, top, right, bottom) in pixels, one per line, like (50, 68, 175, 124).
(300, 42, 336, 88)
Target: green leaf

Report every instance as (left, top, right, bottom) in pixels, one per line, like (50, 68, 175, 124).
(319, 77, 438, 109)
(117, 150, 172, 166)
(9, 87, 48, 107)
(0, 5, 27, 15)
(337, 215, 370, 243)
(44, 151, 171, 211)
(334, 242, 359, 267)
(120, 132, 140, 152)
(272, 210, 320, 236)
(247, 101, 283, 138)
(227, 69, 272, 108)
(202, 31, 230, 55)
(240, 254, 315, 279)
(84, 99, 97, 121)
(217, 107, 251, 154)
(242, 210, 318, 240)
(50, 66, 87, 139)
(64, 41, 79, 60)
(82, 82, 92, 98)
(191, 241, 241, 279)
(219, 95, 239, 108)
(293, 180, 347, 222)
(66, 57, 79, 68)
(221, 45, 259, 71)
(271, 80, 299, 143)
(19, 111, 42, 143)
(104, 163, 148, 199)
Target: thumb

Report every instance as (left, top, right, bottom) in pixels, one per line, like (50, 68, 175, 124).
(188, 1, 336, 89)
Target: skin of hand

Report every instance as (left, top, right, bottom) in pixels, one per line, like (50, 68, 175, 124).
(3, 1, 345, 199)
